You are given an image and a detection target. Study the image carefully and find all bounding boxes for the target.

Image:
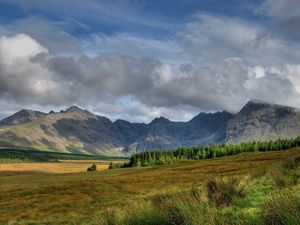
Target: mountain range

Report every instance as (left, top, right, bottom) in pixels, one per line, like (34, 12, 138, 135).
(0, 100, 300, 156)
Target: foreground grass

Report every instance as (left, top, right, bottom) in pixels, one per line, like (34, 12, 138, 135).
(1, 149, 300, 224)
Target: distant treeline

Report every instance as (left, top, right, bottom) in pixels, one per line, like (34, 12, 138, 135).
(119, 137, 300, 168)
(0, 148, 128, 163)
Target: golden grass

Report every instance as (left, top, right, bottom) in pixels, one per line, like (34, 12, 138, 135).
(0, 148, 299, 224)
(0, 160, 110, 173)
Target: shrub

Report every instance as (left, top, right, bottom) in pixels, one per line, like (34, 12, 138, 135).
(206, 176, 246, 207)
(87, 163, 97, 172)
(108, 162, 124, 169)
(263, 192, 300, 225)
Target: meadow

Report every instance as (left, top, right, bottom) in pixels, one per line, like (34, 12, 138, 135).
(0, 148, 300, 224)
(0, 160, 112, 173)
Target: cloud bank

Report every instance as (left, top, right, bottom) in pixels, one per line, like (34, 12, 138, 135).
(0, 0, 300, 122)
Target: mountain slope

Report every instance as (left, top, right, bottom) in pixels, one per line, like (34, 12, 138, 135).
(226, 100, 300, 143)
(0, 107, 125, 156)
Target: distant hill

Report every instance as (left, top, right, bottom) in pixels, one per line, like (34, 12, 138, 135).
(0, 100, 300, 156)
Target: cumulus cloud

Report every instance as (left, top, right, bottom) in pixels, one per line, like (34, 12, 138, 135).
(1, 0, 300, 122)
(177, 14, 300, 66)
(0, 33, 300, 122)
(0, 34, 74, 105)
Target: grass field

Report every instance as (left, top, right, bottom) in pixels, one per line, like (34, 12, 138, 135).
(0, 160, 113, 173)
(0, 148, 300, 224)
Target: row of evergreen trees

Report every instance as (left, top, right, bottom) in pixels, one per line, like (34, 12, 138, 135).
(123, 136, 300, 167)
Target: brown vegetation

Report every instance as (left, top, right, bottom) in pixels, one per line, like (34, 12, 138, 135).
(0, 148, 299, 224)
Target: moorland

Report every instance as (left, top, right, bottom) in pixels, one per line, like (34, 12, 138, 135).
(1, 148, 299, 225)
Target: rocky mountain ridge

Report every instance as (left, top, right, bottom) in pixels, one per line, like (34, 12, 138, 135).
(0, 100, 300, 156)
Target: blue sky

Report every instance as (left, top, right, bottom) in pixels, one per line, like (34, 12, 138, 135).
(0, 1, 262, 36)
(0, 0, 300, 122)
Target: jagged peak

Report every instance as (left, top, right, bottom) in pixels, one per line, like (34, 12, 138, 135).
(12, 109, 46, 117)
(60, 106, 97, 119)
(150, 116, 170, 124)
(18, 108, 34, 113)
(65, 105, 86, 113)
(189, 111, 232, 123)
(245, 99, 272, 107)
(114, 119, 130, 124)
(239, 99, 297, 114)
(0, 108, 47, 126)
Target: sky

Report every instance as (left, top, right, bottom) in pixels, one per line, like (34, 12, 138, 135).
(0, 0, 300, 122)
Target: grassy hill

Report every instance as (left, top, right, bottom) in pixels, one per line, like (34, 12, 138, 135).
(1, 148, 300, 224)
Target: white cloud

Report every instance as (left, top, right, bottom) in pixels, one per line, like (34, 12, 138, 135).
(177, 14, 300, 66)
(1, 8, 300, 122)
(0, 34, 68, 104)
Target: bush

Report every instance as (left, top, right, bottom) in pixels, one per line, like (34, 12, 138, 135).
(206, 177, 246, 207)
(108, 162, 124, 169)
(263, 192, 300, 225)
(87, 163, 97, 172)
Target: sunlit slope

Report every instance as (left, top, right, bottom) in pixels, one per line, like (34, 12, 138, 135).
(0, 107, 125, 156)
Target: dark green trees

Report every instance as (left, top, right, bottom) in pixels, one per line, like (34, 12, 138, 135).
(128, 136, 300, 167)
(87, 163, 97, 171)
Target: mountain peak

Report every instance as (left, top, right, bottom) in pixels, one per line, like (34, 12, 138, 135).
(65, 106, 85, 113)
(190, 111, 232, 123)
(150, 116, 170, 124)
(0, 109, 47, 126)
(239, 99, 272, 112)
(246, 99, 270, 106)
(234, 99, 299, 121)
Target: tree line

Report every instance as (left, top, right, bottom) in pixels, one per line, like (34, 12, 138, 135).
(117, 136, 300, 168)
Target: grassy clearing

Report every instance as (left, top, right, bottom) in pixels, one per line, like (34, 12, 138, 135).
(1, 148, 300, 224)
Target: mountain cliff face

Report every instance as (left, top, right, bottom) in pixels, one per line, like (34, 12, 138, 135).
(0, 100, 300, 156)
(226, 100, 300, 143)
